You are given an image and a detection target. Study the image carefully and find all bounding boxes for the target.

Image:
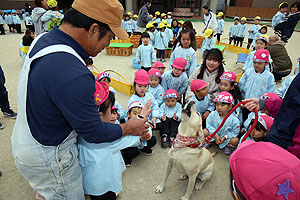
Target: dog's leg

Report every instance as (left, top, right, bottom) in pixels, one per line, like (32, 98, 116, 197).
(195, 168, 213, 190)
(155, 160, 173, 193)
(180, 174, 197, 200)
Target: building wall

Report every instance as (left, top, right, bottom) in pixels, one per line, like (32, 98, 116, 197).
(0, 0, 34, 10)
(252, 0, 295, 8)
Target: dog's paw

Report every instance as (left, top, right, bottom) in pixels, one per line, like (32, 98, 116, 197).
(179, 174, 188, 180)
(155, 184, 165, 193)
(194, 181, 205, 190)
(179, 195, 190, 200)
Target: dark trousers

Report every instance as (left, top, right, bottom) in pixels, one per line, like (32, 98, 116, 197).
(247, 38, 253, 49)
(229, 37, 238, 45)
(8, 24, 14, 32)
(216, 33, 222, 42)
(15, 24, 22, 33)
(242, 108, 251, 125)
(0, 25, 4, 34)
(121, 136, 156, 164)
(160, 118, 180, 138)
(158, 49, 165, 59)
(273, 70, 292, 81)
(26, 25, 35, 32)
(90, 191, 116, 200)
(127, 32, 132, 37)
(141, 66, 151, 72)
(0, 66, 10, 112)
(236, 37, 244, 47)
(275, 22, 292, 38)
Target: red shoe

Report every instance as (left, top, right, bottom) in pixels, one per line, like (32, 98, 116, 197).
(35, 193, 46, 200)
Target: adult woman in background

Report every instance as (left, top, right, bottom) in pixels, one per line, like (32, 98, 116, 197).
(202, 5, 218, 33)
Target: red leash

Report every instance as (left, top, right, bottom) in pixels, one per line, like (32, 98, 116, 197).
(199, 102, 258, 149)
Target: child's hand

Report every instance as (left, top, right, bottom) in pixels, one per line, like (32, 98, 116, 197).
(151, 117, 157, 128)
(162, 115, 167, 121)
(202, 111, 210, 120)
(173, 113, 178, 120)
(214, 134, 222, 145)
(140, 132, 151, 141)
(220, 136, 226, 144)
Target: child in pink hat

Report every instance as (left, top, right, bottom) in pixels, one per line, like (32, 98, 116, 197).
(153, 61, 166, 75)
(186, 79, 214, 125)
(161, 57, 188, 100)
(230, 140, 300, 200)
(159, 89, 182, 148)
(127, 69, 160, 128)
(239, 114, 273, 146)
(220, 71, 243, 124)
(148, 68, 165, 106)
(204, 91, 240, 155)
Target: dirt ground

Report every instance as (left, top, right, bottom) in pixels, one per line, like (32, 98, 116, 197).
(0, 21, 299, 200)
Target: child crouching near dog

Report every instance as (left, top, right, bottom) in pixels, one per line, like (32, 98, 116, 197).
(121, 101, 156, 166)
(204, 92, 240, 155)
(159, 89, 182, 148)
(148, 68, 164, 106)
(78, 82, 150, 200)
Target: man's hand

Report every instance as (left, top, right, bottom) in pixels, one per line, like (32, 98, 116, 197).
(120, 117, 150, 137)
(242, 98, 259, 112)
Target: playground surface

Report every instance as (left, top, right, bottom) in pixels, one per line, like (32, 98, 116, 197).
(0, 21, 299, 200)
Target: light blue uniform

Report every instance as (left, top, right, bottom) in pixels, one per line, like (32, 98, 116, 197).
(243, 111, 264, 129)
(237, 23, 247, 38)
(272, 11, 286, 28)
(161, 70, 188, 96)
(136, 44, 156, 68)
(243, 50, 273, 72)
(127, 92, 160, 120)
(166, 18, 172, 25)
(148, 84, 165, 106)
(229, 24, 239, 37)
(201, 37, 216, 52)
(154, 18, 161, 24)
(0, 15, 4, 24)
(296, 63, 299, 75)
(148, 31, 155, 47)
(12, 15, 22, 24)
(275, 75, 295, 98)
(5, 14, 13, 25)
(248, 24, 261, 39)
(24, 16, 33, 26)
(78, 135, 142, 196)
(154, 31, 168, 50)
(206, 110, 240, 149)
(114, 101, 127, 122)
(159, 102, 182, 121)
(239, 68, 276, 99)
(132, 20, 137, 32)
(217, 19, 224, 34)
(166, 28, 174, 42)
(177, 27, 183, 37)
(186, 95, 214, 115)
(122, 20, 132, 32)
(238, 133, 255, 146)
(169, 46, 197, 77)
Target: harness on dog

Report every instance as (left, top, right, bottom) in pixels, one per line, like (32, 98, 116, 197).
(198, 101, 258, 150)
(171, 134, 202, 152)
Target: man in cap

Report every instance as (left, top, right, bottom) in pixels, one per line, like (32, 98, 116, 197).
(11, 0, 152, 199)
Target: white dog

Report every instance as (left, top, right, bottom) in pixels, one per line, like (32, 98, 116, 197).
(155, 101, 215, 200)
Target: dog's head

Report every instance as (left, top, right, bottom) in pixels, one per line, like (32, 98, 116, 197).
(180, 101, 203, 139)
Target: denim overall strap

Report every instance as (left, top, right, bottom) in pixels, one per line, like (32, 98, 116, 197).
(11, 33, 86, 200)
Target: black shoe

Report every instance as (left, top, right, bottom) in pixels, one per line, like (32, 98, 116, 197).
(169, 137, 175, 147)
(0, 122, 4, 130)
(3, 109, 17, 119)
(125, 160, 132, 167)
(0, 171, 2, 177)
(161, 136, 169, 148)
(139, 147, 153, 155)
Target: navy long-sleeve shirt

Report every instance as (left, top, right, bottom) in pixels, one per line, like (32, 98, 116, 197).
(27, 27, 122, 146)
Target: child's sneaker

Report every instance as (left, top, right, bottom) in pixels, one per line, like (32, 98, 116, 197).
(0, 122, 4, 130)
(161, 136, 169, 148)
(3, 109, 17, 119)
(204, 142, 213, 149)
(125, 161, 132, 167)
(224, 144, 235, 155)
(169, 137, 175, 148)
(139, 147, 153, 156)
(161, 58, 166, 62)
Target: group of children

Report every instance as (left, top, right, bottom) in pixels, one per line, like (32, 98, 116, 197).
(0, 9, 25, 34)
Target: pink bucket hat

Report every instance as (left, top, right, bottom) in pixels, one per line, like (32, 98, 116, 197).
(94, 81, 109, 106)
(112, 105, 118, 111)
(127, 101, 144, 111)
(148, 68, 162, 77)
(262, 92, 280, 100)
(172, 57, 187, 70)
(253, 49, 270, 63)
(213, 91, 234, 104)
(190, 79, 208, 93)
(96, 72, 111, 82)
(164, 89, 179, 99)
(230, 140, 300, 200)
(134, 69, 149, 85)
(251, 114, 273, 131)
(220, 71, 237, 82)
(153, 61, 166, 68)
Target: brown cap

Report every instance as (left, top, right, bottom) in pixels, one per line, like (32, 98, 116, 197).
(72, 0, 128, 40)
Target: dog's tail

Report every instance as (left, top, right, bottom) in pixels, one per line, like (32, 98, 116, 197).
(211, 152, 217, 157)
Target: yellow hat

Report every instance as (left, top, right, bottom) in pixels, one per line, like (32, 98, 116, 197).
(260, 25, 268, 30)
(152, 21, 158, 25)
(255, 16, 261, 20)
(167, 24, 171, 28)
(161, 13, 166, 17)
(241, 17, 247, 21)
(158, 23, 166, 29)
(133, 14, 138, 18)
(162, 19, 167, 24)
(155, 11, 160, 16)
(127, 12, 132, 16)
(146, 23, 154, 29)
(179, 20, 184, 25)
(204, 29, 213, 38)
(167, 12, 172, 15)
(256, 34, 269, 42)
(217, 12, 224, 16)
(72, 0, 128, 40)
(279, 2, 288, 8)
(47, 0, 58, 8)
